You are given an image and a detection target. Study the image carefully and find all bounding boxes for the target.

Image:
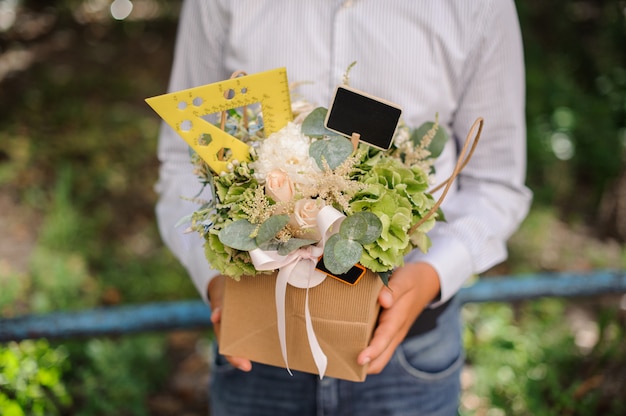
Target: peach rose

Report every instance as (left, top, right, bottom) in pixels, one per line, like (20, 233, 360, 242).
(265, 169, 294, 203)
(290, 199, 325, 241)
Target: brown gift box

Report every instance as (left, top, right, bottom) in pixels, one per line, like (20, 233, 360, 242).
(218, 269, 384, 382)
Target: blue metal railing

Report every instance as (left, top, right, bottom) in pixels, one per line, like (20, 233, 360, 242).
(1, 270, 625, 342)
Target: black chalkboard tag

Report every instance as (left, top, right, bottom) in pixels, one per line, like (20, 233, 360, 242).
(315, 256, 367, 285)
(324, 85, 402, 151)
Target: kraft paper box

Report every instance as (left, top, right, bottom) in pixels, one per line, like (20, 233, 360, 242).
(219, 270, 384, 382)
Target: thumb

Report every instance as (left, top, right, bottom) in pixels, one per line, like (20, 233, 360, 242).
(378, 287, 394, 309)
(211, 305, 222, 325)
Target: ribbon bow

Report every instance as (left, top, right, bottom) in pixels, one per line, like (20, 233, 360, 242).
(249, 205, 345, 379)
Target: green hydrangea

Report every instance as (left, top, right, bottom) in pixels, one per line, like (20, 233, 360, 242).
(192, 161, 270, 278)
(350, 156, 437, 272)
(213, 162, 259, 219)
(203, 232, 258, 279)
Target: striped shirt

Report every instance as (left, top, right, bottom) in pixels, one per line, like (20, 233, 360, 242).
(155, 0, 532, 305)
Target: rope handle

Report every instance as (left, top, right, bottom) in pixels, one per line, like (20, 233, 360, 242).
(408, 117, 484, 235)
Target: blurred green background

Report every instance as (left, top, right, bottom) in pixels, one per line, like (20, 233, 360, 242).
(0, 1, 624, 415)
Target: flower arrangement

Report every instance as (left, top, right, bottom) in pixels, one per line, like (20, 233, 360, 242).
(188, 88, 449, 285)
(146, 67, 485, 380)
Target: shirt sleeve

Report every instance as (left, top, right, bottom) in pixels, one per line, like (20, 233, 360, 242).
(154, 0, 230, 304)
(406, 0, 533, 306)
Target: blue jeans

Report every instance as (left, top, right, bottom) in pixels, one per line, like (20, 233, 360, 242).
(210, 298, 463, 416)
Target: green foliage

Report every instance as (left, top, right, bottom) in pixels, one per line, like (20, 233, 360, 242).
(303, 108, 354, 170)
(0, 269, 27, 316)
(0, 340, 71, 415)
(322, 212, 382, 275)
(351, 155, 435, 272)
(257, 215, 291, 246)
(0, 336, 171, 416)
(204, 232, 257, 279)
(65, 336, 169, 416)
(518, 1, 626, 219)
(309, 136, 355, 170)
(278, 237, 318, 255)
(506, 206, 626, 275)
(300, 107, 339, 139)
(218, 219, 260, 251)
(411, 121, 448, 158)
(341, 211, 382, 244)
(0, 4, 194, 414)
(463, 300, 626, 415)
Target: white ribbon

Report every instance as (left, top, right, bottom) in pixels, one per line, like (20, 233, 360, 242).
(249, 205, 345, 379)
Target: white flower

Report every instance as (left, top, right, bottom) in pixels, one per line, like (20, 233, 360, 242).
(252, 122, 320, 187)
(393, 122, 411, 147)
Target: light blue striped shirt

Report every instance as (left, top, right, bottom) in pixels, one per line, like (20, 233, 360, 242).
(155, 0, 532, 305)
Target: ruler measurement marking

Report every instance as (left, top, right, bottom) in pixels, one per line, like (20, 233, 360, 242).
(146, 68, 293, 173)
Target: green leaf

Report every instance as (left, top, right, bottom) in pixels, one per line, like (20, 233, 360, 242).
(351, 212, 382, 244)
(301, 107, 338, 138)
(324, 234, 362, 275)
(322, 234, 343, 274)
(436, 207, 446, 222)
(378, 270, 392, 287)
(218, 220, 258, 251)
(309, 136, 354, 170)
(411, 122, 449, 158)
(257, 239, 280, 251)
(277, 238, 318, 256)
(333, 238, 363, 274)
(256, 214, 290, 245)
(339, 213, 368, 240)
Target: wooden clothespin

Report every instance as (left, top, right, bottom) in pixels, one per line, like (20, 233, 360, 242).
(351, 132, 360, 152)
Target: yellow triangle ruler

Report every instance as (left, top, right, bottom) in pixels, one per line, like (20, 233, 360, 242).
(146, 67, 293, 173)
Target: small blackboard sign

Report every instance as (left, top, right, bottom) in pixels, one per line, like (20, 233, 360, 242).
(315, 257, 367, 285)
(324, 85, 402, 150)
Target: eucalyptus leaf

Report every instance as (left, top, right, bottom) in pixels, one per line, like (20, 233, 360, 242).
(218, 220, 258, 251)
(357, 212, 383, 244)
(258, 239, 281, 251)
(333, 238, 363, 274)
(310, 136, 354, 170)
(301, 107, 338, 138)
(339, 213, 368, 240)
(411, 122, 449, 158)
(322, 234, 344, 274)
(341, 211, 382, 244)
(256, 214, 290, 245)
(277, 238, 318, 256)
